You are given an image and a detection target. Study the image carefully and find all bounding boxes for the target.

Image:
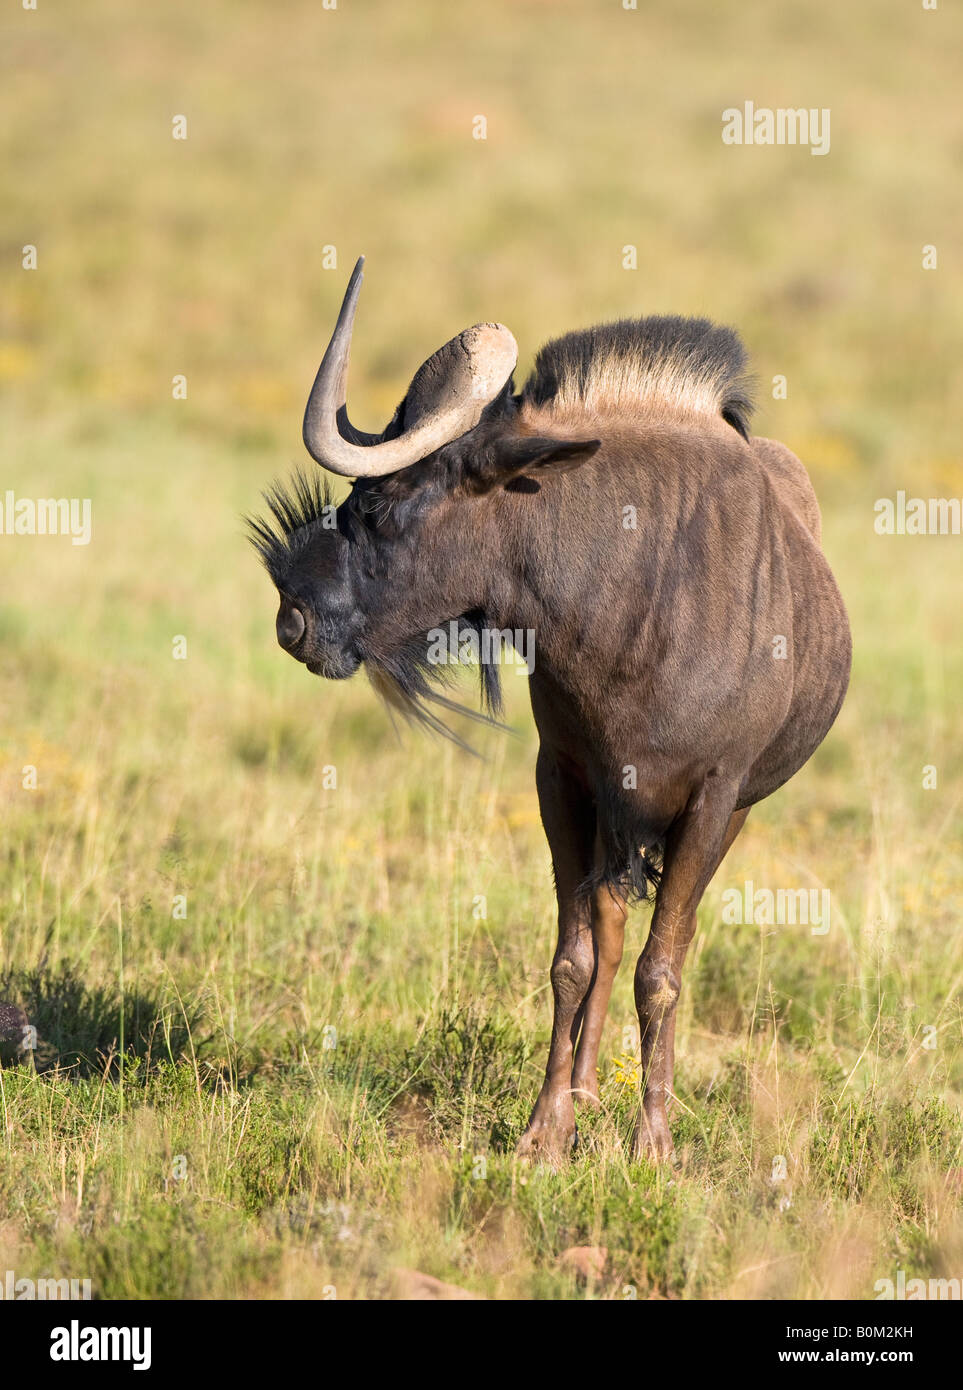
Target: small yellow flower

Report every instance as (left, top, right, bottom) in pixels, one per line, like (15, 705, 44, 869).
(611, 1052, 640, 1087)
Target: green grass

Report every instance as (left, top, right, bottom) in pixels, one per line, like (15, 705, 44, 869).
(0, 0, 961, 1299)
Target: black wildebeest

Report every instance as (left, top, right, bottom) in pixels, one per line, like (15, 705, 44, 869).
(250, 258, 851, 1163)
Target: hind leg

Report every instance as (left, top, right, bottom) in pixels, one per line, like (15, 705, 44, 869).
(570, 836, 627, 1104)
(634, 801, 749, 1162)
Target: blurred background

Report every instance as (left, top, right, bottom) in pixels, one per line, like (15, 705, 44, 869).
(0, 0, 960, 1300)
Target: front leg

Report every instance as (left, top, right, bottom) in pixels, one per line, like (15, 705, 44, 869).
(517, 750, 596, 1166)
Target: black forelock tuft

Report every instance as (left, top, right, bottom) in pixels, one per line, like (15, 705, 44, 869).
(245, 469, 337, 586)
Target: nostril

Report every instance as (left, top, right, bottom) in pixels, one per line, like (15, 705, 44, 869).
(276, 604, 306, 650)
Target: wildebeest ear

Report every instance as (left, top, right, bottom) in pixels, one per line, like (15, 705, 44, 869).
(480, 435, 601, 491)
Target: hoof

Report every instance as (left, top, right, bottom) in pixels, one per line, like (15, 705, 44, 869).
(517, 1097, 577, 1166)
(632, 1113, 676, 1165)
(516, 1124, 576, 1167)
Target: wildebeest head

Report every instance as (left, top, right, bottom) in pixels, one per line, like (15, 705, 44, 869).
(248, 258, 600, 730)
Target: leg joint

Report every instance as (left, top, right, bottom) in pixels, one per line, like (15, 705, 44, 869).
(634, 955, 681, 1012)
(551, 952, 593, 1007)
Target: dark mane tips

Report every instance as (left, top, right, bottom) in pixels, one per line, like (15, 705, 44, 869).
(523, 314, 755, 439)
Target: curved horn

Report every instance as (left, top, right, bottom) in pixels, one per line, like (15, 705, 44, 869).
(302, 257, 518, 479)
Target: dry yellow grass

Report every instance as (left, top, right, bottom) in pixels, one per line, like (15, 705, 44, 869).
(0, 0, 960, 1300)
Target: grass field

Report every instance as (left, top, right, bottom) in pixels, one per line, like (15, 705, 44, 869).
(1, 0, 961, 1299)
